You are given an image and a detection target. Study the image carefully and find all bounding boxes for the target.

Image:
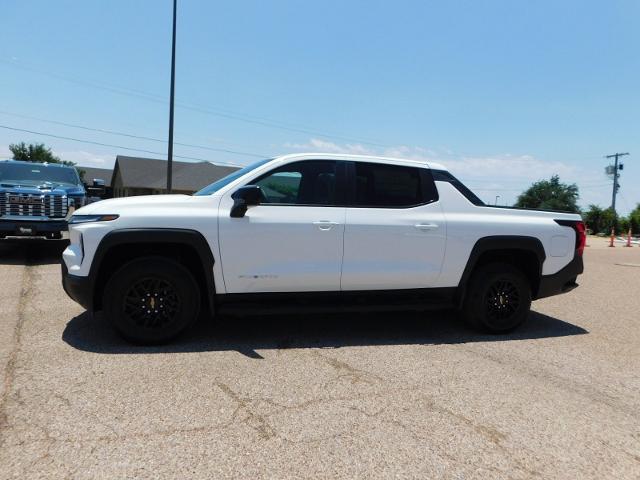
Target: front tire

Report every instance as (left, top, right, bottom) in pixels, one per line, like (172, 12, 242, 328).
(461, 262, 531, 333)
(103, 257, 200, 344)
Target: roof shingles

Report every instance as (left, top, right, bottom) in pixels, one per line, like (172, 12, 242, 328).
(114, 155, 239, 191)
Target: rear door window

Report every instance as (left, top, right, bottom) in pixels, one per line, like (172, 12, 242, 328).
(350, 162, 438, 208)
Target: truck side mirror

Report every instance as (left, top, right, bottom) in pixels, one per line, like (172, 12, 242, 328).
(87, 178, 106, 198)
(230, 185, 262, 218)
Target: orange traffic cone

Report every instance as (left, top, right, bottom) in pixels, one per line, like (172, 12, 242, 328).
(625, 228, 632, 247)
(609, 227, 615, 247)
(584, 224, 590, 247)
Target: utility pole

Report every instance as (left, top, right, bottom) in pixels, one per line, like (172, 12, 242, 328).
(605, 152, 629, 215)
(166, 0, 177, 193)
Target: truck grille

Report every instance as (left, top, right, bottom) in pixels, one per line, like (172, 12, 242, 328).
(0, 192, 68, 218)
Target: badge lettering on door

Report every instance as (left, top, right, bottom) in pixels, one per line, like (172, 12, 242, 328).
(239, 274, 278, 279)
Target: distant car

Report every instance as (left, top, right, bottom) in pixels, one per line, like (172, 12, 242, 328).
(0, 160, 86, 239)
(62, 153, 585, 344)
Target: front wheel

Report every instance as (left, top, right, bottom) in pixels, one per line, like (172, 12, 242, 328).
(103, 257, 201, 344)
(461, 263, 531, 333)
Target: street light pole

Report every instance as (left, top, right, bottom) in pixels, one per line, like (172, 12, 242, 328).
(166, 0, 177, 193)
(495, 195, 500, 206)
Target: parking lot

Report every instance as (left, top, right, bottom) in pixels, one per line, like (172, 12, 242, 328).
(0, 239, 639, 479)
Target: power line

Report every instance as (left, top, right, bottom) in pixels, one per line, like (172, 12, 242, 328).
(0, 111, 268, 158)
(0, 124, 243, 167)
(580, 184, 614, 190)
(0, 58, 391, 148)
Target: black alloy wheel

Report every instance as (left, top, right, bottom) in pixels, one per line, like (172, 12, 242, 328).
(104, 257, 200, 344)
(461, 262, 531, 333)
(484, 278, 521, 327)
(123, 276, 181, 330)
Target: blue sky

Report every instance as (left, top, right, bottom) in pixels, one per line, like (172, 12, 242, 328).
(1, 0, 638, 213)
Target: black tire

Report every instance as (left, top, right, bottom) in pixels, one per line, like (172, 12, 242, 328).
(461, 262, 531, 333)
(103, 256, 201, 344)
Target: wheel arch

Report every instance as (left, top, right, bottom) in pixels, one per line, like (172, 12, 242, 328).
(89, 229, 216, 314)
(455, 235, 546, 306)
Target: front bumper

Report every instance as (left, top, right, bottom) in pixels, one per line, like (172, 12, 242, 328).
(536, 254, 584, 300)
(61, 261, 93, 310)
(0, 218, 68, 236)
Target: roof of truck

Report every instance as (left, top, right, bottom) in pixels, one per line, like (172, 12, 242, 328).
(0, 159, 77, 169)
(275, 153, 448, 171)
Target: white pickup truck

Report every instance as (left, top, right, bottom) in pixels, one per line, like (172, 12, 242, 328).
(62, 153, 585, 344)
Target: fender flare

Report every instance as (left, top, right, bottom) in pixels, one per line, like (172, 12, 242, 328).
(90, 228, 216, 312)
(456, 235, 546, 306)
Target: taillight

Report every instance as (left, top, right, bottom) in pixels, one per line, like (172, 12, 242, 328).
(575, 221, 586, 256)
(555, 219, 586, 256)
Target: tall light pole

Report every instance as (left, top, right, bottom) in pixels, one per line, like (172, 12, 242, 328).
(166, 0, 177, 193)
(495, 195, 500, 206)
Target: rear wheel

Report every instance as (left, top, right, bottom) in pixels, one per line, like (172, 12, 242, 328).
(103, 257, 200, 344)
(461, 262, 531, 333)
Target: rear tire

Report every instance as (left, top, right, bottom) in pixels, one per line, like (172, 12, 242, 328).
(461, 262, 531, 333)
(103, 257, 200, 344)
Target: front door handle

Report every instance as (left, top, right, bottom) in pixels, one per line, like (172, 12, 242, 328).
(414, 223, 439, 230)
(313, 220, 339, 230)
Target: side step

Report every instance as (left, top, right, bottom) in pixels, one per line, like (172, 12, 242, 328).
(216, 288, 457, 316)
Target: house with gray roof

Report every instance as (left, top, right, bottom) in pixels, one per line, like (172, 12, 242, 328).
(80, 166, 113, 184)
(77, 165, 115, 199)
(110, 156, 239, 197)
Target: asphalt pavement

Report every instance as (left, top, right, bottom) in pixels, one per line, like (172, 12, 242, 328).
(0, 237, 639, 479)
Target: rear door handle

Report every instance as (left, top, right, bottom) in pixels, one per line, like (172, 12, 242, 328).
(313, 220, 339, 230)
(414, 223, 439, 230)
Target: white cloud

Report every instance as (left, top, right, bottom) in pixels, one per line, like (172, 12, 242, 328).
(284, 138, 374, 155)
(445, 154, 576, 181)
(54, 150, 114, 168)
(284, 139, 441, 160)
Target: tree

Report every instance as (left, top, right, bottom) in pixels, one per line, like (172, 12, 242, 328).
(600, 207, 619, 233)
(625, 203, 640, 234)
(582, 205, 619, 233)
(9, 142, 75, 167)
(583, 204, 605, 234)
(515, 175, 580, 213)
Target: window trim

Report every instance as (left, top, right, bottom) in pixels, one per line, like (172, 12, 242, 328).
(345, 161, 439, 209)
(245, 159, 347, 208)
(431, 170, 485, 206)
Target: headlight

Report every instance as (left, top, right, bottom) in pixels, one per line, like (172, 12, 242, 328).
(69, 214, 119, 224)
(68, 196, 87, 207)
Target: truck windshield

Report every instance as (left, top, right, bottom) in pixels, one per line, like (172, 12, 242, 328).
(194, 158, 273, 196)
(0, 162, 81, 186)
